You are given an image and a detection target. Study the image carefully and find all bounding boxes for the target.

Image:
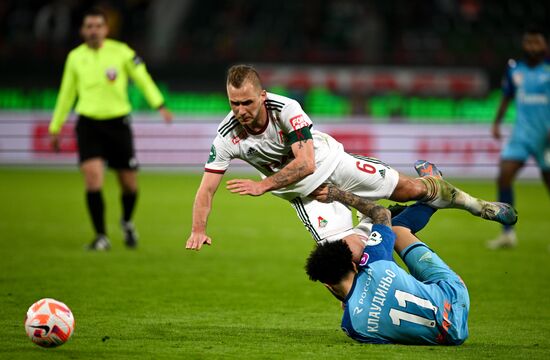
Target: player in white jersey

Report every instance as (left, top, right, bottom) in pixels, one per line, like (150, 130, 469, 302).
(186, 65, 517, 250)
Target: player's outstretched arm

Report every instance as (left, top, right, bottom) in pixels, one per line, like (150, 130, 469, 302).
(311, 184, 391, 227)
(186, 172, 223, 251)
(492, 96, 512, 140)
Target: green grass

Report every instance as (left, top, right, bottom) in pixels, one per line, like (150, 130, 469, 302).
(0, 168, 549, 359)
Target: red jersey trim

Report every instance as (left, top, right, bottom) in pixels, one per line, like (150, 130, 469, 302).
(204, 168, 226, 174)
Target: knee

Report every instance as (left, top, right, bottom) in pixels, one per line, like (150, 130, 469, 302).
(83, 172, 102, 191)
(120, 175, 138, 193)
(392, 177, 426, 202)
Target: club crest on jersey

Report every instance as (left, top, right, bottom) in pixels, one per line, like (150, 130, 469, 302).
(366, 231, 383, 246)
(105, 67, 117, 81)
(359, 252, 369, 266)
(289, 114, 308, 131)
(317, 216, 328, 228)
(207, 145, 216, 163)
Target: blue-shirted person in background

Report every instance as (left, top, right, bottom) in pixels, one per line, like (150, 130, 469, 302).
(305, 163, 469, 345)
(489, 27, 550, 249)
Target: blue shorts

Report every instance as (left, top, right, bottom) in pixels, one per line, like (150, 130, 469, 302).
(501, 136, 550, 171)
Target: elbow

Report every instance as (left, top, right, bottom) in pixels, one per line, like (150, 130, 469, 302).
(372, 206, 392, 225)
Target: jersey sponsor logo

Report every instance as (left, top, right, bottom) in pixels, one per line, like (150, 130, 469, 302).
(359, 252, 369, 266)
(317, 216, 328, 228)
(378, 169, 386, 178)
(353, 306, 364, 315)
(106, 67, 118, 81)
(517, 90, 549, 104)
(366, 231, 383, 246)
(207, 145, 216, 163)
(289, 114, 308, 130)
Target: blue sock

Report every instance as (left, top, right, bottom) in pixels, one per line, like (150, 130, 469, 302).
(392, 202, 437, 234)
(499, 187, 514, 232)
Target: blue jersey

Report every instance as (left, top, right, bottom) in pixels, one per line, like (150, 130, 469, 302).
(341, 224, 469, 345)
(502, 59, 550, 146)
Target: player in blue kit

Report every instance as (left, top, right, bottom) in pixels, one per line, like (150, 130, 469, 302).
(306, 181, 468, 345)
(489, 27, 550, 249)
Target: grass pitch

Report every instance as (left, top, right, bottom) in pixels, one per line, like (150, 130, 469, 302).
(0, 168, 549, 359)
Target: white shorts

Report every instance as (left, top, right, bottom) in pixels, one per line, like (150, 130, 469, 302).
(328, 153, 399, 200)
(290, 154, 399, 243)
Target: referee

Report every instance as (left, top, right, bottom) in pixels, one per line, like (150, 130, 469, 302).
(49, 8, 172, 250)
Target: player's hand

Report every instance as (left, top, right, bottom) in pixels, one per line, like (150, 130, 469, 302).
(186, 232, 212, 251)
(50, 134, 61, 152)
(159, 107, 173, 124)
(491, 123, 501, 140)
(226, 179, 266, 196)
(309, 183, 333, 203)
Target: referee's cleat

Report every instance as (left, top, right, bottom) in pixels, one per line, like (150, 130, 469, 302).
(480, 202, 518, 226)
(121, 220, 138, 249)
(414, 160, 443, 179)
(87, 234, 111, 251)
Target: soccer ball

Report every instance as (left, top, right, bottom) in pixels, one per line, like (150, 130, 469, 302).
(24, 298, 75, 347)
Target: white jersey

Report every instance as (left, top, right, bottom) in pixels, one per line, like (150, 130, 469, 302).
(205, 92, 344, 200)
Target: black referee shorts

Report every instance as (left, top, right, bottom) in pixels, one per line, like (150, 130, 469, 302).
(75, 114, 138, 170)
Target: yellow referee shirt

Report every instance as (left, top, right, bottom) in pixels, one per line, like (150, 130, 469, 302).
(49, 39, 165, 134)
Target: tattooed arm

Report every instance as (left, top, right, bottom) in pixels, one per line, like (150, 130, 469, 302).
(310, 184, 391, 227)
(262, 138, 315, 189)
(227, 138, 315, 196)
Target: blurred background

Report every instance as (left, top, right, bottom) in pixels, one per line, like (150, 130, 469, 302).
(1, 0, 549, 176)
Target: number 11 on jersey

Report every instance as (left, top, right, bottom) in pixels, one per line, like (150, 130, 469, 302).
(389, 290, 438, 328)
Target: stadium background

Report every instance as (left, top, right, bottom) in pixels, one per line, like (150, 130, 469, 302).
(1, 1, 549, 359)
(1, 0, 549, 176)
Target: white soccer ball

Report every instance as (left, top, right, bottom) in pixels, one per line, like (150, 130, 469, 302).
(24, 298, 75, 347)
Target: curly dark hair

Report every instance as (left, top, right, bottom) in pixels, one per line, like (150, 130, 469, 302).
(305, 240, 355, 285)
